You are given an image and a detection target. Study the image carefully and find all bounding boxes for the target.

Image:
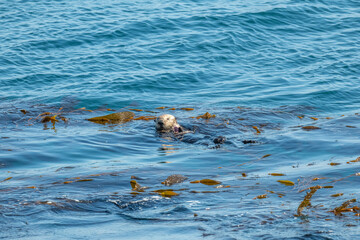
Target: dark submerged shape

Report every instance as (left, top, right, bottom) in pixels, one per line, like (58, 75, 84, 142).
(213, 136, 226, 144)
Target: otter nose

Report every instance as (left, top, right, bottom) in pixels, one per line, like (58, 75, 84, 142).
(158, 121, 164, 126)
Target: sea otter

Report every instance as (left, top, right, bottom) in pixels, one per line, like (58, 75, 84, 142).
(155, 114, 228, 148)
(154, 114, 184, 133)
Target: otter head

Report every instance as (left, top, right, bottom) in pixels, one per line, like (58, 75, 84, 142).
(155, 114, 181, 133)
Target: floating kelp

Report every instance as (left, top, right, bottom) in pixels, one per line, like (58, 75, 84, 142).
(277, 180, 295, 186)
(161, 174, 188, 186)
(266, 190, 285, 198)
(87, 111, 135, 124)
(168, 108, 176, 110)
(302, 126, 321, 130)
(40, 112, 52, 116)
(89, 173, 107, 177)
(76, 179, 93, 182)
(310, 117, 318, 121)
(312, 177, 326, 181)
(130, 176, 144, 180)
(5, 104, 360, 236)
(346, 125, 356, 128)
(331, 193, 344, 197)
(130, 192, 141, 195)
(130, 180, 146, 192)
(190, 180, 201, 184)
(129, 109, 143, 112)
(299, 185, 323, 193)
(331, 199, 357, 216)
(196, 112, 216, 119)
(253, 126, 261, 134)
(254, 194, 267, 199)
(152, 189, 173, 193)
(180, 108, 194, 111)
(76, 107, 93, 112)
(296, 185, 322, 216)
(59, 116, 68, 123)
(155, 107, 166, 109)
(268, 173, 285, 176)
(329, 163, 341, 166)
(0, 177, 12, 183)
(160, 191, 179, 197)
(190, 179, 222, 185)
(133, 116, 156, 121)
(347, 157, 360, 164)
(20, 109, 27, 114)
(41, 115, 58, 123)
(237, 154, 272, 167)
(23, 106, 73, 127)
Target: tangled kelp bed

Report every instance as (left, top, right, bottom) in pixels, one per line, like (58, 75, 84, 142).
(1, 103, 360, 239)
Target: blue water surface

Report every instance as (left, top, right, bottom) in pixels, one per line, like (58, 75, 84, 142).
(1, 0, 360, 239)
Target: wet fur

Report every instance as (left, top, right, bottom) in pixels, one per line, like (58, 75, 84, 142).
(155, 114, 184, 133)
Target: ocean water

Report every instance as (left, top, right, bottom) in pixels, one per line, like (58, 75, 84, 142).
(1, 0, 360, 239)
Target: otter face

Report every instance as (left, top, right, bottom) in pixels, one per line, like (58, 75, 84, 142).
(155, 114, 180, 132)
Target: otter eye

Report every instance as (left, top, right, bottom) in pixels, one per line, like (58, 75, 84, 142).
(167, 118, 170, 120)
